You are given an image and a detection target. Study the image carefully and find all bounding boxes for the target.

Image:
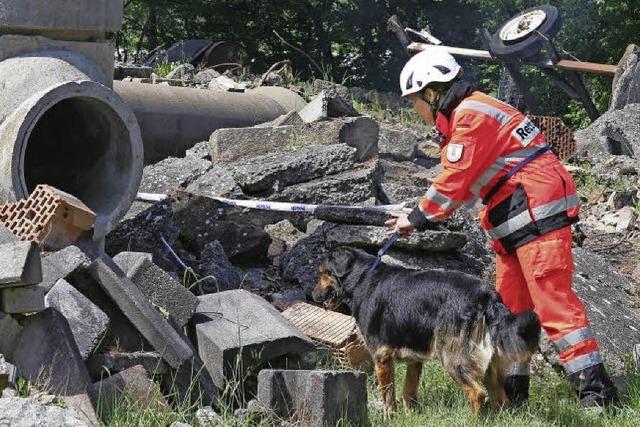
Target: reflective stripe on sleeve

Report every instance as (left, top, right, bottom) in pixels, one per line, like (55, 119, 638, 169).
(554, 327, 595, 353)
(563, 352, 603, 375)
(456, 100, 514, 125)
(425, 187, 462, 212)
(507, 362, 530, 377)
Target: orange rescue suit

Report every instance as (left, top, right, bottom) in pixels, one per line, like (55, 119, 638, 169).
(409, 91, 601, 376)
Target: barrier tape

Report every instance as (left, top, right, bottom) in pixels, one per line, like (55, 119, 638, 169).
(136, 192, 409, 213)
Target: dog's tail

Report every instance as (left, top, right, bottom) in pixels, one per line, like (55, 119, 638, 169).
(494, 310, 541, 356)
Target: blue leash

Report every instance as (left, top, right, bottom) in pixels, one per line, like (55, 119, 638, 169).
(369, 232, 400, 272)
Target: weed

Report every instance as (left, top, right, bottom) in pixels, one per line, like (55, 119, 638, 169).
(286, 131, 311, 151)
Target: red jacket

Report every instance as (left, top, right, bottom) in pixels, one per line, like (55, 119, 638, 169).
(408, 91, 579, 254)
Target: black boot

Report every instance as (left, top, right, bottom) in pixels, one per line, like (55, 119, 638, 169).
(504, 375, 530, 406)
(567, 363, 619, 409)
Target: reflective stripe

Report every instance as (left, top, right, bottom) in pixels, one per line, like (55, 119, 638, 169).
(425, 187, 462, 212)
(554, 327, 595, 353)
(487, 209, 533, 240)
(457, 100, 514, 126)
(532, 194, 579, 221)
(563, 352, 603, 375)
(469, 145, 550, 196)
(507, 362, 530, 377)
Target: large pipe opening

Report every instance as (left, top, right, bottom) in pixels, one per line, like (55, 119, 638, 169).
(23, 96, 135, 221)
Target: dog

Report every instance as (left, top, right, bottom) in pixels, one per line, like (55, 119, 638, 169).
(312, 247, 541, 415)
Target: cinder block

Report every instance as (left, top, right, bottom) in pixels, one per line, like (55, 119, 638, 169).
(257, 369, 368, 426)
(88, 256, 193, 369)
(195, 290, 314, 389)
(1, 285, 45, 314)
(40, 245, 91, 293)
(113, 253, 198, 328)
(0, 241, 42, 287)
(12, 307, 91, 395)
(45, 279, 110, 359)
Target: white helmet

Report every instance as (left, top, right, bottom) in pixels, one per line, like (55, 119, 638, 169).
(399, 46, 462, 97)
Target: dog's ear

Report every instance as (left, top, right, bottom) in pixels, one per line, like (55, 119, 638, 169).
(329, 248, 355, 278)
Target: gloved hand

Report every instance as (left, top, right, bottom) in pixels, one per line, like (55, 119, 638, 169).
(385, 212, 415, 238)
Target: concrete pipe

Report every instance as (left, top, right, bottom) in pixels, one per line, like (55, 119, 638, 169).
(0, 52, 143, 238)
(113, 82, 307, 164)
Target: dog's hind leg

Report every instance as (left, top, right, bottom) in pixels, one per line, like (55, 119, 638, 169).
(374, 347, 396, 416)
(484, 357, 509, 410)
(402, 361, 423, 410)
(447, 365, 486, 415)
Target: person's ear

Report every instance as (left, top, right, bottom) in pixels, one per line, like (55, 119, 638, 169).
(423, 87, 438, 103)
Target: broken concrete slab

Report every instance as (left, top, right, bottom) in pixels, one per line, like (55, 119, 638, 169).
(45, 279, 110, 360)
(194, 69, 221, 85)
(271, 161, 382, 206)
(314, 206, 390, 226)
(309, 117, 379, 162)
(12, 308, 91, 395)
(0, 314, 22, 358)
(87, 351, 168, 379)
(256, 369, 367, 427)
(162, 353, 219, 407)
(92, 365, 170, 417)
(378, 124, 419, 161)
(610, 45, 640, 110)
(325, 225, 467, 253)
(88, 257, 193, 369)
(0, 224, 18, 245)
(191, 241, 244, 294)
(265, 220, 306, 249)
(166, 63, 196, 81)
(575, 103, 640, 160)
(1, 285, 45, 314)
(194, 290, 314, 389)
(40, 245, 91, 293)
(139, 152, 213, 194)
(184, 163, 244, 198)
(0, 397, 91, 427)
(0, 241, 42, 287)
(113, 254, 198, 328)
(231, 144, 357, 194)
(298, 90, 360, 123)
(112, 251, 153, 277)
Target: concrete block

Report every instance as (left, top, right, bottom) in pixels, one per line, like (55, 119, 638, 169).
(298, 90, 359, 123)
(12, 307, 91, 395)
(0, 314, 23, 358)
(257, 369, 367, 426)
(112, 251, 152, 276)
(1, 285, 45, 314)
(88, 256, 193, 368)
(162, 354, 219, 407)
(0, 224, 18, 245)
(0, 241, 42, 287)
(0, 0, 124, 34)
(40, 245, 91, 293)
(113, 254, 198, 328)
(45, 279, 110, 360)
(87, 351, 168, 379)
(0, 397, 91, 426)
(194, 290, 314, 389)
(92, 365, 170, 417)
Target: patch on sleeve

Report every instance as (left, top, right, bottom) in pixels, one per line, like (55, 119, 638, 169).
(446, 143, 464, 162)
(512, 118, 540, 147)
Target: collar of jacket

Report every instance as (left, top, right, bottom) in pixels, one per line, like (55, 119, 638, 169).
(434, 80, 474, 147)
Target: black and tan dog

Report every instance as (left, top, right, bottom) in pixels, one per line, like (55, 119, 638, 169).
(312, 247, 541, 415)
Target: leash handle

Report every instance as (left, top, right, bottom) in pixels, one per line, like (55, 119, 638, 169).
(369, 232, 401, 272)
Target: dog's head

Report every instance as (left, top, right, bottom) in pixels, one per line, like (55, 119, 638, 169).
(312, 247, 355, 309)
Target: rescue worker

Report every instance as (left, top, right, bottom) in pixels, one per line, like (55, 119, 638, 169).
(386, 46, 619, 409)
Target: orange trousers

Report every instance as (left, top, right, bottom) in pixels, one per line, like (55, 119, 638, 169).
(495, 226, 600, 368)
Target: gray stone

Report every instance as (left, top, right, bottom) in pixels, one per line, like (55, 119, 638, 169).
(0, 224, 18, 245)
(0, 314, 22, 358)
(191, 241, 244, 294)
(607, 190, 637, 210)
(298, 91, 360, 123)
(615, 206, 637, 232)
(256, 369, 367, 427)
(282, 223, 334, 295)
(114, 255, 199, 328)
(184, 164, 243, 198)
(194, 69, 221, 85)
(312, 80, 351, 99)
(92, 365, 170, 416)
(45, 279, 110, 360)
(12, 308, 91, 395)
(325, 225, 467, 253)
(314, 206, 391, 226)
(87, 351, 168, 379)
(0, 241, 42, 287)
(271, 161, 382, 206)
(211, 117, 378, 164)
(166, 63, 196, 81)
(265, 220, 306, 248)
(195, 406, 222, 427)
(575, 103, 640, 160)
(88, 256, 193, 369)
(610, 46, 640, 110)
(378, 124, 420, 160)
(1, 285, 45, 314)
(0, 355, 14, 396)
(231, 144, 357, 194)
(162, 353, 219, 407)
(0, 397, 90, 427)
(194, 290, 314, 389)
(40, 245, 91, 293)
(112, 251, 153, 276)
(140, 154, 213, 193)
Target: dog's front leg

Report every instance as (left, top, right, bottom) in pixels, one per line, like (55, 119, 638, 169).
(403, 361, 423, 409)
(374, 347, 396, 417)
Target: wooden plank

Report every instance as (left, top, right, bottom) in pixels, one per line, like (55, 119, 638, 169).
(555, 60, 617, 75)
